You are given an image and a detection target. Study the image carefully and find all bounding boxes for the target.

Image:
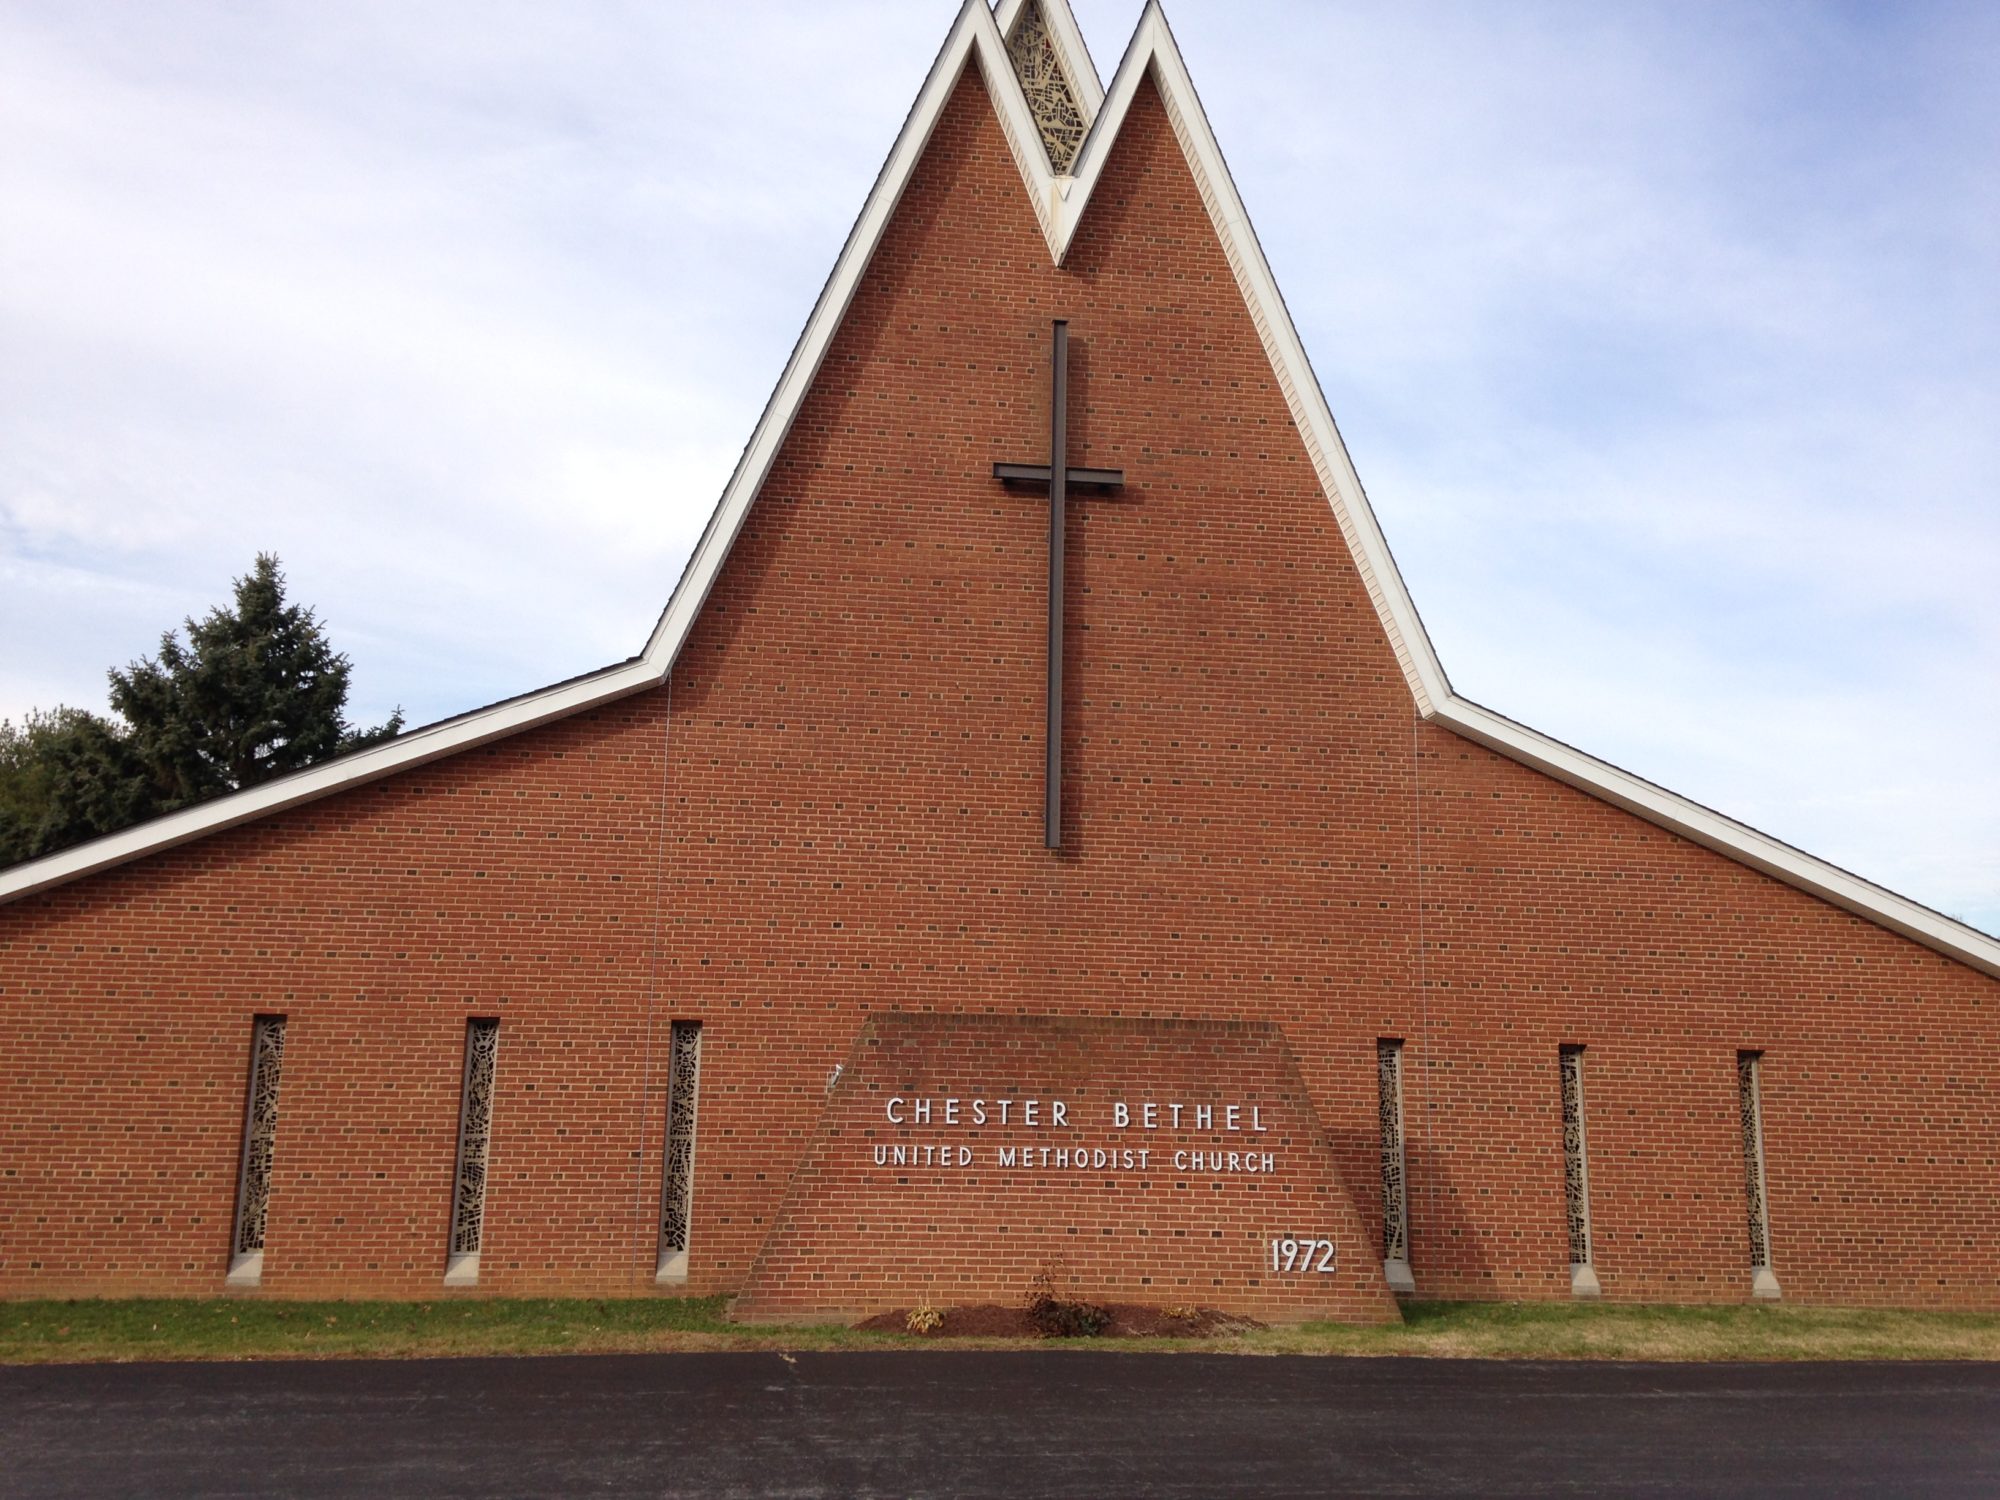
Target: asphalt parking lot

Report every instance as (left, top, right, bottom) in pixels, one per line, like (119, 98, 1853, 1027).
(5, 1351, 1997, 1498)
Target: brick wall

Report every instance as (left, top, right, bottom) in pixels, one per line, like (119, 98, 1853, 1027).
(2, 67, 1994, 1312)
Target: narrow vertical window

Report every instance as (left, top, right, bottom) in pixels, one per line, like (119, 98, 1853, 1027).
(656, 1020, 703, 1282)
(228, 1015, 287, 1286)
(1738, 1051, 1781, 1300)
(1377, 1039, 1414, 1294)
(1559, 1045, 1601, 1297)
(446, 1018, 499, 1285)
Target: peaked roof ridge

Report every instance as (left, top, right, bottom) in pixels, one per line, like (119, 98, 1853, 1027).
(2, 2, 1995, 985)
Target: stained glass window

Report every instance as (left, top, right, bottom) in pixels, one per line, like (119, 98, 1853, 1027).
(657, 1021, 703, 1281)
(1738, 1051, 1779, 1297)
(1005, 1, 1087, 172)
(1559, 1046, 1593, 1269)
(228, 1015, 287, 1282)
(448, 1019, 500, 1279)
(1377, 1039, 1410, 1267)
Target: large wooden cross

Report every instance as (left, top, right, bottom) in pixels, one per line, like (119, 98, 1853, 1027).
(993, 320, 1124, 849)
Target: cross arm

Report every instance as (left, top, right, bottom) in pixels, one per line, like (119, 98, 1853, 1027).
(992, 463, 1125, 489)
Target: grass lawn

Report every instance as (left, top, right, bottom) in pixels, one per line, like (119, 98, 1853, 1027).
(5, 1296, 1999, 1365)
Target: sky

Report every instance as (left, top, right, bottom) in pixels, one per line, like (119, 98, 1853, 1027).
(2, 0, 1995, 935)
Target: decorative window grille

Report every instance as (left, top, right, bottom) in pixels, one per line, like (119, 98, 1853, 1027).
(1005, 1, 1087, 172)
(1559, 1045, 1600, 1295)
(1738, 1051, 1781, 1299)
(656, 1021, 703, 1282)
(227, 1015, 287, 1285)
(446, 1018, 499, 1284)
(1377, 1040, 1414, 1291)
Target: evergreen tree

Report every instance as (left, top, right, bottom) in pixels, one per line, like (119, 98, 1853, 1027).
(0, 708, 149, 865)
(110, 554, 403, 810)
(0, 554, 402, 867)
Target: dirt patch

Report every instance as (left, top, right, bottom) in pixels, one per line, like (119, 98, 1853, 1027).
(855, 1304, 1266, 1339)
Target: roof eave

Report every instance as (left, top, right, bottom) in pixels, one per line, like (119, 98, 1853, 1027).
(0, 658, 661, 904)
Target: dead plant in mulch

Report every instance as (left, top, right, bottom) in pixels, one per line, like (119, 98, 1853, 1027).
(1021, 1258, 1110, 1338)
(856, 1260, 1265, 1341)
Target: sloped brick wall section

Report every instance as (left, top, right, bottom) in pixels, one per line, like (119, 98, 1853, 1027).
(733, 1014, 1396, 1323)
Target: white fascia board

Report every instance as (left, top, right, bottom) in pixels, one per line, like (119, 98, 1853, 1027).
(1436, 697, 2000, 981)
(0, 659, 660, 905)
(1051, 3, 1155, 229)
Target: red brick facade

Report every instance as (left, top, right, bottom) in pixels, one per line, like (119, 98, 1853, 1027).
(2, 67, 1995, 1315)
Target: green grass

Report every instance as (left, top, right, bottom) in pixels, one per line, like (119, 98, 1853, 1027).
(1244, 1300, 2000, 1362)
(5, 1296, 1998, 1365)
(0, 1296, 876, 1364)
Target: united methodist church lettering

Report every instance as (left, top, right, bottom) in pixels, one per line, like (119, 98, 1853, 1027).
(3, 0, 1997, 1319)
(873, 1145, 1279, 1176)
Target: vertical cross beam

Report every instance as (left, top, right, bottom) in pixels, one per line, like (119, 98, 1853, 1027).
(993, 320, 1125, 850)
(1045, 321, 1068, 849)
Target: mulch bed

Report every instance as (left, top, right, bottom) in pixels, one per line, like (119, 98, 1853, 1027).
(855, 1303, 1265, 1339)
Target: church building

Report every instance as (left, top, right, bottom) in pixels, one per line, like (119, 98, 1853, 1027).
(4, 0, 1996, 1322)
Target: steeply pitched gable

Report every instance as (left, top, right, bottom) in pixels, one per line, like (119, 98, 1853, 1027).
(2, 1, 1993, 987)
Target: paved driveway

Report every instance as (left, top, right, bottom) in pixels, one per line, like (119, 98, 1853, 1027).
(5, 1351, 1996, 1497)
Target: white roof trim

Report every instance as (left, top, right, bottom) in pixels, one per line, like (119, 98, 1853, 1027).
(1436, 698, 2000, 979)
(4, 1, 1995, 985)
(0, 658, 660, 904)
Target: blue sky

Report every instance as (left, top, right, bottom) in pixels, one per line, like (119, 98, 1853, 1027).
(2, 0, 1994, 934)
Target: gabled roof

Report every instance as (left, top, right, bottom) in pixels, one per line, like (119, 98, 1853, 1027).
(4, 1, 1995, 982)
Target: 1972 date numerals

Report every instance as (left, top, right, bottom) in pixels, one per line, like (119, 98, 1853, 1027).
(1270, 1237, 1336, 1273)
